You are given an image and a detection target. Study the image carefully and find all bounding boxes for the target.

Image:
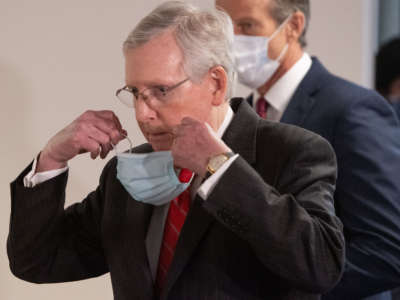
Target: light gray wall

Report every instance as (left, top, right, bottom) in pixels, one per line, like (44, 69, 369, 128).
(378, 0, 400, 45)
(306, 0, 378, 89)
(0, 1, 377, 299)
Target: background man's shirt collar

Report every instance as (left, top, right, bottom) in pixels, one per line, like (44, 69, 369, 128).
(253, 52, 312, 121)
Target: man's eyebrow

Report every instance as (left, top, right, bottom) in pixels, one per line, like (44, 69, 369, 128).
(236, 17, 261, 24)
(126, 80, 176, 89)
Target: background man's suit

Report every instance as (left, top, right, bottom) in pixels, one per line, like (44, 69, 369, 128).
(8, 99, 344, 300)
(392, 102, 400, 120)
(263, 57, 400, 300)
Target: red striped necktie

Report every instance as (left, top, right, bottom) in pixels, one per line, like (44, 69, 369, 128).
(256, 97, 269, 119)
(156, 168, 193, 291)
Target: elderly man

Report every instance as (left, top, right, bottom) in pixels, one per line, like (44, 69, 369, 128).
(8, 1, 344, 299)
(216, 0, 400, 299)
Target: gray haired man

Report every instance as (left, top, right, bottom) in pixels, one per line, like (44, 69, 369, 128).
(8, 1, 344, 299)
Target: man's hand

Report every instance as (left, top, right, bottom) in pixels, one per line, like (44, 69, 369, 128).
(171, 117, 231, 177)
(37, 110, 127, 172)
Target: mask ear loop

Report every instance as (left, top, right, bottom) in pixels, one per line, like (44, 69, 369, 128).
(111, 133, 133, 155)
(276, 44, 288, 62)
(269, 13, 293, 41)
(267, 13, 292, 63)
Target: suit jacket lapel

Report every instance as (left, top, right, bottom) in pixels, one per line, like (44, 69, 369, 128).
(145, 204, 169, 281)
(280, 87, 315, 126)
(107, 174, 154, 298)
(114, 143, 158, 289)
(161, 99, 258, 298)
(281, 57, 325, 126)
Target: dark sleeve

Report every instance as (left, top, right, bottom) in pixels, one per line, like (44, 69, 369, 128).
(323, 95, 400, 299)
(7, 160, 111, 283)
(202, 132, 345, 294)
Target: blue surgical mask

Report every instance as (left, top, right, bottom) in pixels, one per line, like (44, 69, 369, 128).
(233, 15, 291, 89)
(116, 144, 193, 206)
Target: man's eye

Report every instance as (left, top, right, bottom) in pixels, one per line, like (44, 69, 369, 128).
(128, 87, 138, 98)
(238, 22, 253, 31)
(156, 86, 168, 96)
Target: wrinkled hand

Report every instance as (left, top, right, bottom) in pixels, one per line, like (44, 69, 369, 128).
(171, 117, 231, 177)
(37, 110, 127, 172)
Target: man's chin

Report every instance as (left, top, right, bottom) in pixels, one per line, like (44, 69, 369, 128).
(145, 132, 174, 151)
(149, 141, 173, 151)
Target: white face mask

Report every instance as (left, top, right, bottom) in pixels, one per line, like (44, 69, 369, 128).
(233, 16, 291, 89)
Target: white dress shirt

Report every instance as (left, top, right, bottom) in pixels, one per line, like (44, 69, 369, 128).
(252, 52, 312, 122)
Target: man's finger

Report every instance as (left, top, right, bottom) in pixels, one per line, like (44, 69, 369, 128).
(100, 143, 113, 159)
(92, 118, 124, 145)
(82, 137, 101, 159)
(87, 124, 111, 145)
(112, 113, 124, 132)
(96, 110, 117, 120)
(91, 110, 124, 132)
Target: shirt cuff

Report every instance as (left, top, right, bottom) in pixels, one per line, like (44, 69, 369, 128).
(23, 156, 69, 188)
(197, 154, 239, 200)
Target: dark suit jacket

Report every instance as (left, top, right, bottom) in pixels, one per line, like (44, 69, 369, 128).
(8, 99, 345, 300)
(391, 102, 400, 121)
(252, 58, 400, 299)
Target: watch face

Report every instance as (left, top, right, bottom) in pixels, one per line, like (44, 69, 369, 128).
(208, 153, 229, 173)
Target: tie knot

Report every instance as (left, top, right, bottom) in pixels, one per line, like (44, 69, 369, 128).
(178, 168, 193, 183)
(256, 97, 268, 119)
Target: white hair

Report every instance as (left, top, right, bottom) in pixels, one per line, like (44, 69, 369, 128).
(123, 1, 236, 99)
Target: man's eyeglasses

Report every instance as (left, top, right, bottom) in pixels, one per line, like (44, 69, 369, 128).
(116, 78, 190, 108)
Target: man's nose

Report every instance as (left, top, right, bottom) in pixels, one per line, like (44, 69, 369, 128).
(135, 99, 157, 122)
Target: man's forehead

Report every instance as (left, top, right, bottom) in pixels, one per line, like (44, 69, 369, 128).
(124, 30, 185, 85)
(217, 0, 269, 11)
(217, 0, 271, 19)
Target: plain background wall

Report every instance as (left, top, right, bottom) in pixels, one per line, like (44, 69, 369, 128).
(0, 0, 377, 299)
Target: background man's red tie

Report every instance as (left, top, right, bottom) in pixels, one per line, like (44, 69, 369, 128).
(256, 97, 269, 119)
(156, 168, 193, 291)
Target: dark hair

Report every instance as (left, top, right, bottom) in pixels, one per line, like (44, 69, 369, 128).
(268, 0, 310, 48)
(375, 37, 400, 97)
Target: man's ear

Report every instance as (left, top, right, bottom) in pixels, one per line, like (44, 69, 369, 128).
(286, 11, 305, 44)
(209, 65, 228, 106)
(390, 77, 400, 96)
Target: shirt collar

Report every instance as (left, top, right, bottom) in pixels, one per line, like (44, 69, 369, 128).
(216, 104, 234, 138)
(253, 52, 312, 114)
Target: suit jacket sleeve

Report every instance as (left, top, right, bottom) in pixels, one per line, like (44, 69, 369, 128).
(202, 128, 345, 294)
(323, 94, 400, 299)
(7, 160, 110, 283)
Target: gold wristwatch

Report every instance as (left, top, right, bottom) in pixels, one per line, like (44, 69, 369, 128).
(206, 152, 235, 178)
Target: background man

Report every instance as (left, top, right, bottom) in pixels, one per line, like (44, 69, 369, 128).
(8, 1, 344, 299)
(376, 37, 400, 119)
(216, 0, 400, 299)
(375, 36, 400, 300)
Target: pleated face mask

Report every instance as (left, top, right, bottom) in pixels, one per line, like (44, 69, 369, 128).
(115, 137, 193, 206)
(233, 15, 291, 89)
